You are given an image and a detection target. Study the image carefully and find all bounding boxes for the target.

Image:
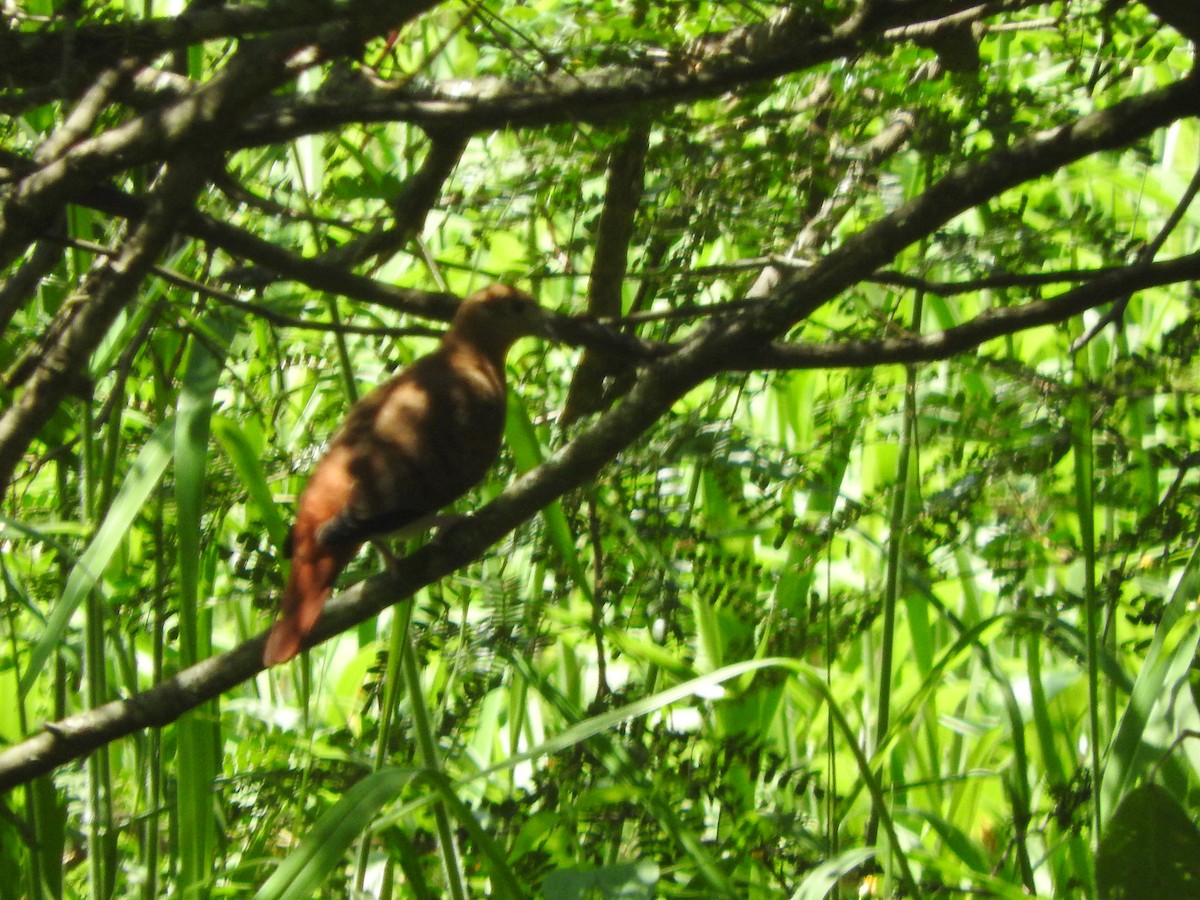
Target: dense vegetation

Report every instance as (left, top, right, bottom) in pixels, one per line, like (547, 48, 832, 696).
(2, 1, 1200, 896)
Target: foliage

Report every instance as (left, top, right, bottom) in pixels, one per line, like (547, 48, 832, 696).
(1, 0, 1199, 897)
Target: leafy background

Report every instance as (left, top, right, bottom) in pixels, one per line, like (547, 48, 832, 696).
(2, 0, 1200, 897)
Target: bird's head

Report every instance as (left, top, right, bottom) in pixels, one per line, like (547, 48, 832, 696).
(449, 284, 557, 355)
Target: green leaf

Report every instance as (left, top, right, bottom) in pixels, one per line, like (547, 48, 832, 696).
(506, 391, 590, 597)
(1102, 542, 1200, 822)
(792, 847, 876, 900)
(213, 414, 289, 552)
(19, 420, 174, 696)
(255, 769, 418, 900)
(175, 312, 239, 895)
(1097, 783, 1200, 900)
(543, 860, 660, 899)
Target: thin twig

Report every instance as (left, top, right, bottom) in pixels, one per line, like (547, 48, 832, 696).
(1072, 157, 1200, 351)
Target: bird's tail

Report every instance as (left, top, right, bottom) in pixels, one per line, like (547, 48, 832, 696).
(263, 539, 358, 666)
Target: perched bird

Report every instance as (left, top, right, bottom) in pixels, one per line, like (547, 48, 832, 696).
(263, 284, 554, 666)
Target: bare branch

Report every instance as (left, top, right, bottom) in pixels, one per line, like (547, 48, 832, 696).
(228, 2, 1045, 143)
(0, 153, 216, 496)
(734, 72, 1200, 347)
(0, 0, 373, 92)
(740, 252, 1200, 371)
(562, 125, 650, 425)
(0, 0, 440, 267)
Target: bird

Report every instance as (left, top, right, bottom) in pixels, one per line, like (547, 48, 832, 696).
(263, 284, 554, 666)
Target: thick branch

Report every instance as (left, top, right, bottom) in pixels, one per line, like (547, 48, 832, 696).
(562, 125, 649, 424)
(0, 0, 352, 91)
(1142, 0, 1200, 43)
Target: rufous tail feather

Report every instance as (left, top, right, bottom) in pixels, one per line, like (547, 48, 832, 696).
(263, 543, 357, 666)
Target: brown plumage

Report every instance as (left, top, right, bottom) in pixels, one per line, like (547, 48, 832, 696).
(263, 284, 552, 667)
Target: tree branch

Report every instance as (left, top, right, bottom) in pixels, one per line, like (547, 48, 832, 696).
(722, 70, 1200, 353)
(0, 0, 388, 93)
(226, 1, 1044, 144)
(0, 0, 440, 267)
(739, 251, 1200, 371)
(0, 153, 217, 497)
(562, 125, 649, 424)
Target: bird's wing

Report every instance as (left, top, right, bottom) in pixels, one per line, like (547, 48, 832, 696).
(315, 357, 506, 546)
